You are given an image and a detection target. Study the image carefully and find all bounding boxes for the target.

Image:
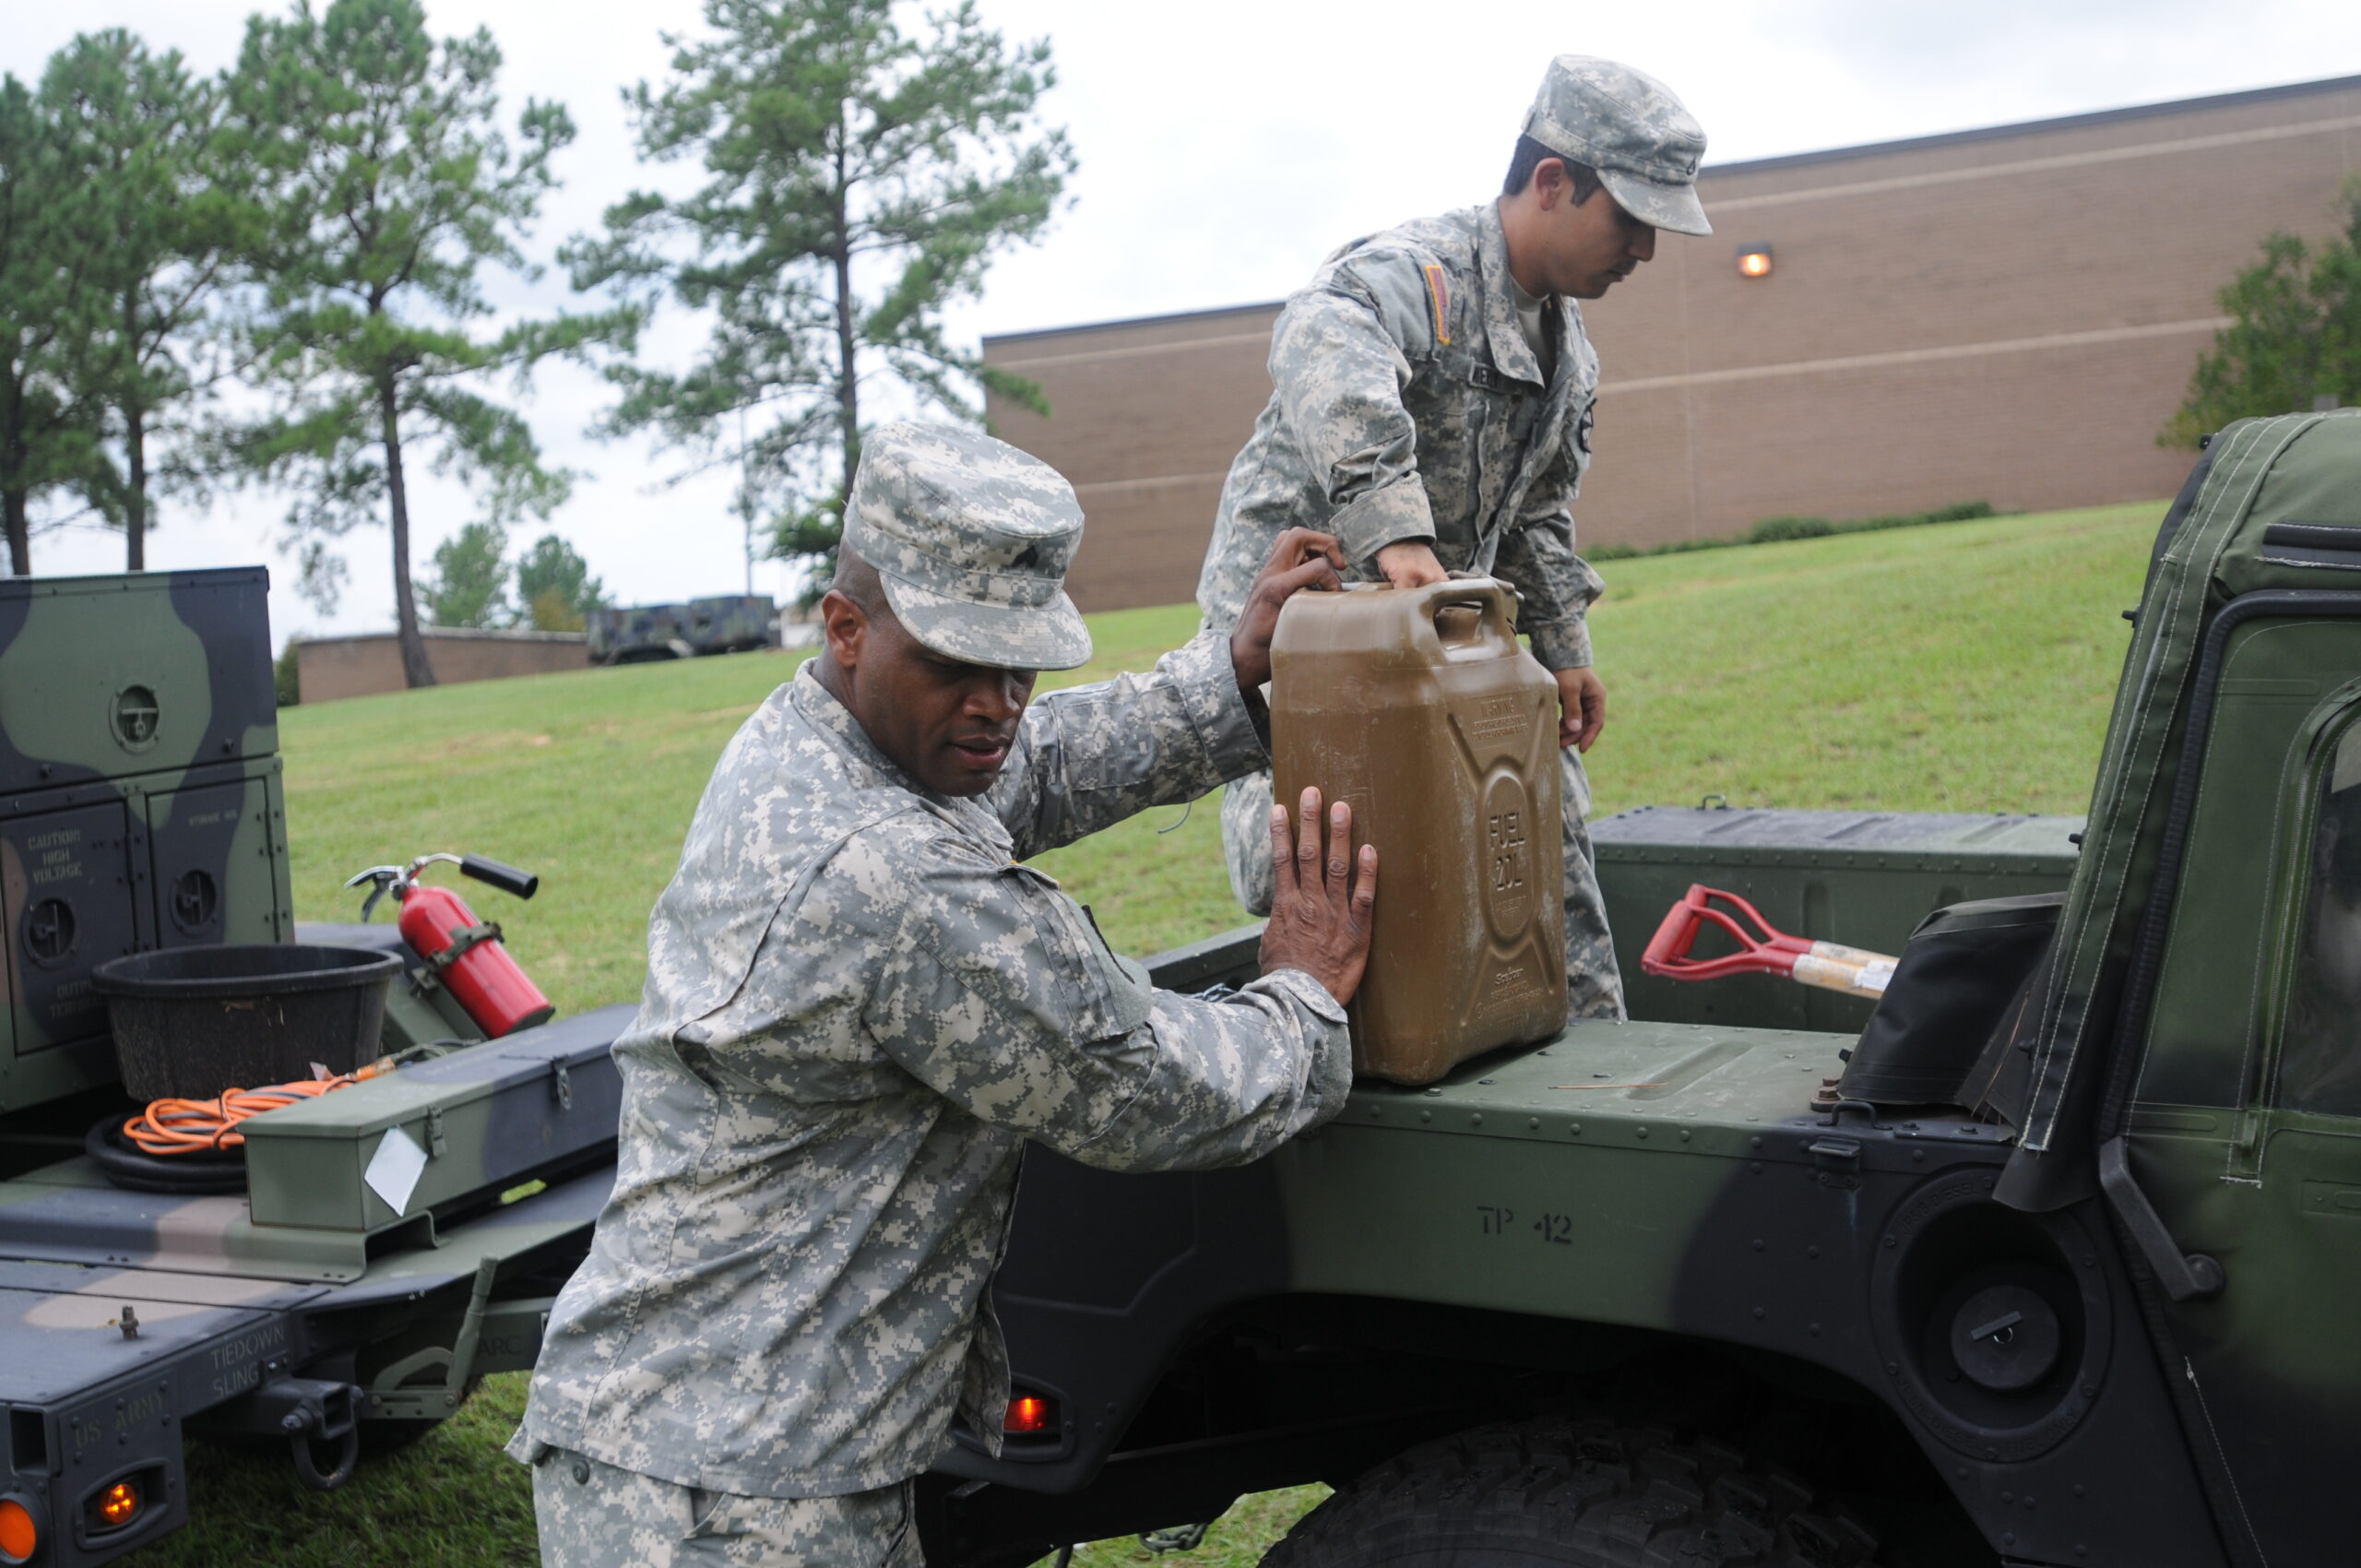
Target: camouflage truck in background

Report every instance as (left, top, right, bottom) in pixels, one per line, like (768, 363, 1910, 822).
(910, 411, 2361, 1568)
(0, 568, 623, 1567)
(584, 593, 778, 665)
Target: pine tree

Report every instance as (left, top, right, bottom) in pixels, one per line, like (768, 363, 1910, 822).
(568, 0, 1071, 591)
(43, 30, 249, 570)
(225, 0, 631, 686)
(0, 74, 106, 575)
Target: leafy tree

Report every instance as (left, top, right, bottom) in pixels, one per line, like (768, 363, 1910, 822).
(420, 518, 511, 627)
(2165, 180, 2361, 447)
(42, 31, 250, 571)
(224, 0, 630, 687)
(568, 0, 1072, 591)
(515, 530, 605, 631)
(0, 74, 107, 575)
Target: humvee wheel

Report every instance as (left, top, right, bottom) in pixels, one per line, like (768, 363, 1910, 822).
(1263, 1418, 1884, 1568)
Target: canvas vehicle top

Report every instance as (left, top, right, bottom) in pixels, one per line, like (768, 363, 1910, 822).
(1271, 579, 1567, 1082)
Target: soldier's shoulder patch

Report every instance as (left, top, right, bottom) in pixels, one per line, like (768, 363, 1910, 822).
(1421, 264, 1452, 347)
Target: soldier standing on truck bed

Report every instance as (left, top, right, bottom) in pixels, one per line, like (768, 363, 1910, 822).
(1196, 54, 1714, 1020)
(505, 421, 1379, 1567)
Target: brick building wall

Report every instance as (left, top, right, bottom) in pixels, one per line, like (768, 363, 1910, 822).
(984, 75, 2361, 613)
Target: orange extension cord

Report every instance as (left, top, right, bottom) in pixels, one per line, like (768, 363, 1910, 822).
(122, 1060, 396, 1156)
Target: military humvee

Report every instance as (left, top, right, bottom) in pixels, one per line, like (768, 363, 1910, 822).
(0, 568, 625, 1566)
(585, 594, 777, 665)
(914, 413, 2361, 1568)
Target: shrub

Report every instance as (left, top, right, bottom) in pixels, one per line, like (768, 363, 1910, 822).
(1748, 516, 1834, 543)
(1585, 501, 2000, 563)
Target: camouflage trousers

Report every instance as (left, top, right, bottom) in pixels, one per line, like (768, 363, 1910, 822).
(1219, 744, 1627, 1021)
(526, 1444, 919, 1568)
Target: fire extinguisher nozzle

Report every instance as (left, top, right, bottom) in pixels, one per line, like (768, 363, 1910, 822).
(460, 854, 540, 901)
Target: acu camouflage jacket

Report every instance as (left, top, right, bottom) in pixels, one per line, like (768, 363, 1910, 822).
(512, 636, 1351, 1498)
(1197, 202, 1607, 671)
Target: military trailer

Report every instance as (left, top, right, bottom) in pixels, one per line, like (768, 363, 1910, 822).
(0, 569, 622, 1567)
(909, 411, 2361, 1568)
(584, 594, 777, 665)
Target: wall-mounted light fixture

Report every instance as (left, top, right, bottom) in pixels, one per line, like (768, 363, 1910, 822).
(1736, 244, 1774, 279)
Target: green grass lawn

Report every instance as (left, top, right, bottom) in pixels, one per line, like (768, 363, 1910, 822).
(144, 498, 2162, 1566)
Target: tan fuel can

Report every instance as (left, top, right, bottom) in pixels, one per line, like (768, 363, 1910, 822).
(1270, 579, 1568, 1084)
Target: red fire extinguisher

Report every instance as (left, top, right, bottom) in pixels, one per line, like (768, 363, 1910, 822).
(345, 852, 555, 1038)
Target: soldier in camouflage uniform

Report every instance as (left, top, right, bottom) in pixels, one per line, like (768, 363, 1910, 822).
(509, 422, 1377, 1566)
(1197, 54, 1714, 1021)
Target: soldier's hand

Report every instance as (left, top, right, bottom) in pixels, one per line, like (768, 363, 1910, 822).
(1259, 788, 1377, 1005)
(1230, 529, 1347, 693)
(1374, 540, 1448, 589)
(1556, 667, 1608, 752)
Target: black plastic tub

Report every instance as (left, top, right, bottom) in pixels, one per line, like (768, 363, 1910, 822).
(92, 944, 403, 1101)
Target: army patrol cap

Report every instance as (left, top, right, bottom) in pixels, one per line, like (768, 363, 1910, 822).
(1523, 54, 1712, 238)
(843, 421, 1094, 671)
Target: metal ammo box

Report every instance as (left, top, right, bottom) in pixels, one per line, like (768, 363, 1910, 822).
(1592, 805, 2083, 1035)
(0, 568, 293, 1112)
(238, 1004, 633, 1235)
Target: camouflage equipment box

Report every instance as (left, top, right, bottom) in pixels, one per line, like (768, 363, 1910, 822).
(0, 569, 294, 1112)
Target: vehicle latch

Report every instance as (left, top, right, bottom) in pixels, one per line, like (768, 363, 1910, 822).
(423, 1105, 447, 1158)
(1807, 1136, 1862, 1175)
(551, 1060, 573, 1111)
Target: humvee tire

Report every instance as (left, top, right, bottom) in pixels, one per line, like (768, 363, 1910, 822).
(1263, 1418, 1884, 1568)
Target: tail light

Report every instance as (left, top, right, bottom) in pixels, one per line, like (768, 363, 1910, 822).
(1003, 1393, 1058, 1435)
(0, 1496, 37, 1564)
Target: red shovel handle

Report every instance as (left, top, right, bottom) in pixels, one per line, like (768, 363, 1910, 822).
(1639, 884, 1816, 982)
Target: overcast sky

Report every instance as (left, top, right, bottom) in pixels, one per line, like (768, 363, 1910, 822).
(10, 0, 2360, 645)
